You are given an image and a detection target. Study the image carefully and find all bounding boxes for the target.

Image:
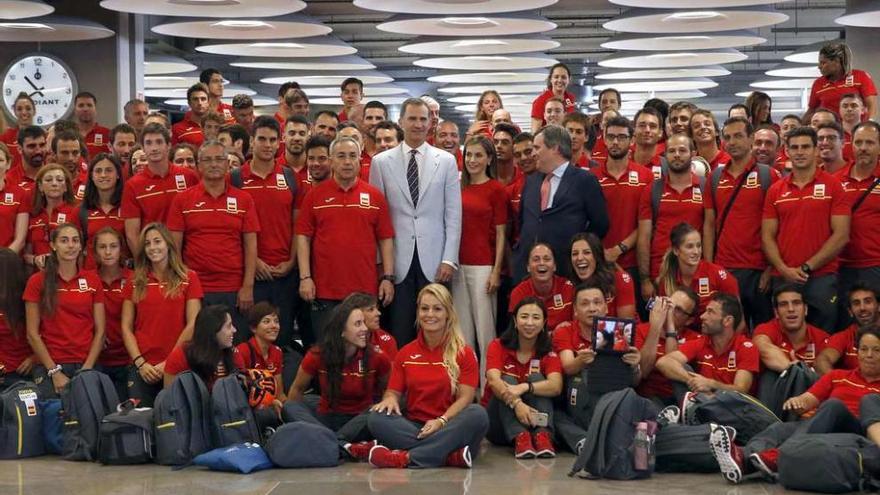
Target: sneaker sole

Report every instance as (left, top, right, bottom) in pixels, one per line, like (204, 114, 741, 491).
(749, 453, 777, 481)
(515, 449, 536, 459)
(462, 446, 472, 468)
(535, 449, 556, 459)
(709, 426, 742, 484)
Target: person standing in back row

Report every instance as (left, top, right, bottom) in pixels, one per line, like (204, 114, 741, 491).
(369, 98, 462, 346)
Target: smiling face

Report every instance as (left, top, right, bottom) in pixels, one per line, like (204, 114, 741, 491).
(690, 113, 717, 146)
(254, 312, 280, 344)
(14, 97, 34, 126)
(549, 66, 570, 94)
(215, 313, 236, 349)
(512, 139, 537, 174)
(143, 228, 169, 266)
(668, 108, 693, 135)
(360, 303, 381, 331)
(849, 289, 879, 328)
(515, 303, 546, 342)
(528, 244, 556, 284)
(493, 130, 513, 162)
(464, 142, 490, 179)
(673, 231, 702, 269)
(417, 292, 448, 335)
(112, 132, 137, 163)
(342, 308, 368, 349)
(543, 101, 565, 126)
(787, 135, 816, 171)
(284, 122, 309, 156)
(480, 93, 501, 117)
(437, 122, 460, 154)
(91, 158, 119, 194)
(307, 146, 331, 182)
(751, 129, 780, 165)
(570, 239, 596, 282)
(635, 113, 661, 147)
(575, 287, 607, 330)
(817, 127, 843, 162)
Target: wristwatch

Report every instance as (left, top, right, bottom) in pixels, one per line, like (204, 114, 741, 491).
(380, 274, 395, 283)
(800, 263, 812, 275)
(665, 332, 678, 339)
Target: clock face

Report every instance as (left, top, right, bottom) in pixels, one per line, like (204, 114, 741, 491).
(2, 54, 77, 127)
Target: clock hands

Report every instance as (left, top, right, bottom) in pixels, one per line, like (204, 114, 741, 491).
(24, 75, 45, 98)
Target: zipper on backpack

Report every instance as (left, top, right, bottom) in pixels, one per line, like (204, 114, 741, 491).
(221, 420, 246, 428)
(15, 404, 23, 456)
(156, 421, 176, 429)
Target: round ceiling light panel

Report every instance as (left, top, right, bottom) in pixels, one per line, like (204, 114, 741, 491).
(609, 0, 790, 7)
(152, 16, 330, 40)
(304, 86, 408, 97)
(0, 15, 113, 41)
(764, 63, 820, 78)
(836, 4, 880, 27)
(784, 39, 839, 64)
(603, 7, 788, 34)
(165, 95, 277, 107)
(446, 94, 537, 104)
(354, 0, 556, 14)
(0, 0, 53, 20)
(399, 36, 560, 55)
(260, 71, 393, 86)
(100, 0, 304, 17)
(602, 30, 765, 51)
(378, 14, 556, 37)
(750, 78, 815, 89)
(617, 90, 707, 101)
(593, 78, 718, 92)
(437, 83, 548, 94)
(428, 70, 547, 84)
(595, 66, 730, 80)
(231, 55, 375, 71)
(309, 96, 411, 106)
(144, 54, 197, 75)
(196, 38, 356, 58)
(599, 49, 746, 69)
(735, 89, 803, 98)
(414, 55, 557, 71)
(143, 75, 199, 89)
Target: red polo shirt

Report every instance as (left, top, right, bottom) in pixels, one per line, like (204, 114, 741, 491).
(122, 269, 203, 365)
(753, 319, 830, 366)
(551, 320, 593, 354)
(705, 149, 732, 171)
(23, 269, 104, 364)
(296, 178, 394, 300)
(481, 338, 562, 405)
(0, 312, 32, 371)
(6, 165, 36, 192)
(835, 163, 880, 268)
(677, 333, 759, 386)
(530, 89, 576, 125)
(96, 268, 132, 367)
(82, 206, 128, 270)
(591, 136, 608, 166)
(27, 203, 81, 257)
(171, 117, 204, 148)
(809, 70, 877, 119)
(301, 346, 391, 415)
(0, 128, 22, 168)
(635, 322, 702, 398)
(166, 183, 261, 293)
(0, 182, 27, 247)
(82, 125, 111, 159)
(389, 332, 479, 423)
(237, 163, 296, 266)
(460, 180, 507, 266)
(594, 161, 652, 269)
(358, 151, 372, 182)
(605, 268, 636, 317)
(658, 260, 740, 316)
(276, 156, 312, 208)
(706, 161, 780, 270)
(164, 343, 243, 390)
(371, 328, 398, 361)
(638, 175, 706, 278)
(509, 275, 574, 330)
(826, 324, 860, 370)
(762, 169, 850, 276)
(120, 164, 199, 225)
(236, 337, 283, 375)
(808, 368, 880, 417)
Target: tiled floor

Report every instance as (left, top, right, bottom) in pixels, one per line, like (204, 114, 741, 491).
(0, 444, 815, 495)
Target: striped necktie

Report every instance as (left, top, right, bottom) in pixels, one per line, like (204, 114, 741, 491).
(407, 149, 420, 206)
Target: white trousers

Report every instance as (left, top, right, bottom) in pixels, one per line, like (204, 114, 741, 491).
(452, 264, 497, 386)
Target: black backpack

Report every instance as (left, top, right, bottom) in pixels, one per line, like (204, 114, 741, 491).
(654, 424, 719, 473)
(153, 371, 214, 466)
(692, 390, 780, 443)
(61, 370, 120, 461)
(758, 363, 818, 422)
(212, 374, 261, 447)
(779, 433, 880, 494)
(97, 399, 155, 465)
(570, 388, 659, 480)
(0, 381, 45, 459)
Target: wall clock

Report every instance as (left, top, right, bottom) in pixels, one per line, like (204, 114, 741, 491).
(2, 53, 78, 127)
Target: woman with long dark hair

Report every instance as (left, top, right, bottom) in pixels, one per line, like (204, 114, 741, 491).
(283, 295, 390, 461)
(92, 227, 132, 399)
(484, 297, 562, 458)
(657, 222, 739, 316)
(347, 292, 398, 360)
(23, 164, 80, 270)
(745, 91, 774, 130)
(163, 304, 241, 389)
(0, 142, 28, 253)
(530, 63, 575, 132)
(569, 232, 636, 319)
(80, 153, 128, 269)
(0, 248, 32, 390)
(368, 284, 489, 469)
(24, 223, 105, 397)
(121, 222, 202, 406)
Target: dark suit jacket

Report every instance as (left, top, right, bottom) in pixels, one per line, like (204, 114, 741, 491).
(513, 164, 609, 281)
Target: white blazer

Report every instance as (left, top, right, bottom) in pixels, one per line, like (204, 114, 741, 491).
(369, 143, 462, 281)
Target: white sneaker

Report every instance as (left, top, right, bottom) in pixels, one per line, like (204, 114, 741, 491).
(681, 391, 700, 425)
(657, 405, 681, 427)
(709, 423, 743, 484)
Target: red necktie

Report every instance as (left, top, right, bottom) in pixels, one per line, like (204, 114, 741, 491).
(540, 174, 552, 211)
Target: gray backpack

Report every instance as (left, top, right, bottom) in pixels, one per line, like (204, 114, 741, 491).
(97, 400, 154, 465)
(61, 370, 120, 461)
(779, 433, 880, 493)
(691, 390, 780, 443)
(0, 381, 45, 459)
(212, 374, 261, 447)
(154, 371, 214, 466)
(654, 424, 718, 473)
(266, 422, 339, 468)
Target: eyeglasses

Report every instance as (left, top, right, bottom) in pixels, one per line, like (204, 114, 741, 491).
(673, 306, 695, 317)
(606, 134, 631, 142)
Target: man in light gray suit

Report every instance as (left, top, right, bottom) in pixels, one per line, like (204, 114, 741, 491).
(370, 98, 462, 344)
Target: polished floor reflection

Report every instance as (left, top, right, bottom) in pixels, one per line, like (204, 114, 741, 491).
(0, 443, 815, 495)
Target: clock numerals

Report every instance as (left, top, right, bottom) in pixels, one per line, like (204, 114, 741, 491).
(65, 88, 71, 95)
(37, 116, 43, 125)
(8, 74, 15, 81)
(4, 88, 10, 96)
(34, 57, 42, 67)
(61, 73, 67, 80)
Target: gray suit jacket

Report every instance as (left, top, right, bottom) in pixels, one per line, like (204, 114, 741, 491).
(369, 143, 462, 281)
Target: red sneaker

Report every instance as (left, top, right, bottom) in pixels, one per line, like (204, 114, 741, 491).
(709, 423, 745, 484)
(514, 431, 536, 459)
(344, 440, 377, 462)
(445, 446, 473, 468)
(368, 445, 409, 469)
(750, 449, 779, 480)
(533, 430, 556, 458)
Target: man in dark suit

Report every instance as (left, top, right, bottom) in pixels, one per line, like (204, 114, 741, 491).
(513, 124, 609, 282)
